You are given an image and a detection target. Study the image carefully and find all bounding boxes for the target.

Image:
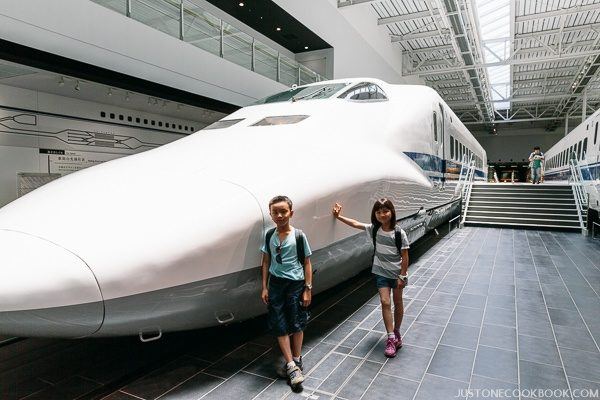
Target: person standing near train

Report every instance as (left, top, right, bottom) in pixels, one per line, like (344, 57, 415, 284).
(529, 146, 545, 184)
(332, 198, 410, 358)
(260, 195, 313, 391)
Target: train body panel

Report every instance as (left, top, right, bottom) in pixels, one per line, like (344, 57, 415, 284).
(0, 79, 486, 337)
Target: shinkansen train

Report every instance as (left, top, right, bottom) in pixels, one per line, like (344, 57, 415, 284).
(0, 78, 486, 338)
(543, 108, 600, 207)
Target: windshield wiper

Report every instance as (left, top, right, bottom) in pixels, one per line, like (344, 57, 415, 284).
(291, 86, 329, 102)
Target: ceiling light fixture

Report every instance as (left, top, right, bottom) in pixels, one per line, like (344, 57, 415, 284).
(276, 27, 282, 31)
(239, 2, 244, 6)
(304, 46, 309, 50)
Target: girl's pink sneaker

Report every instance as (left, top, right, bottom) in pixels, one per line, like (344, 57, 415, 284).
(394, 329, 403, 349)
(384, 337, 398, 357)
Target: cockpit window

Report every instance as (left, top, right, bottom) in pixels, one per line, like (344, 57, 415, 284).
(253, 83, 351, 105)
(251, 115, 309, 126)
(203, 118, 244, 130)
(338, 83, 388, 101)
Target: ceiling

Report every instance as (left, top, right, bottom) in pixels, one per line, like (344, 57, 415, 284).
(339, 0, 600, 132)
(205, 0, 331, 53)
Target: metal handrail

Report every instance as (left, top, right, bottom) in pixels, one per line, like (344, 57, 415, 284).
(454, 153, 471, 198)
(569, 154, 587, 234)
(460, 154, 476, 226)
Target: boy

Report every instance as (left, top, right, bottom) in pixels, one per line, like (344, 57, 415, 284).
(260, 195, 313, 388)
(529, 146, 545, 184)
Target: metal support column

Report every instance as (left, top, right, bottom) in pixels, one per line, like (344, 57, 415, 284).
(126, 0, 132, 17)
(277, 53, 281, 82)
(251, 38, 255, 71)
(219, 20, 224, 58)
(582, 88, 587, 122)
(565, 116, 569, 136)
(298, 65, 301, 85)
(179, 1, 184, 40)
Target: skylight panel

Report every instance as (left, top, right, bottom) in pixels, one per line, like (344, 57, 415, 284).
(476, 0, 511, 111)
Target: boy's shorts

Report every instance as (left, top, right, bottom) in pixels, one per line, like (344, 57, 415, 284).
(268, 275, 309, 337)
(374, 273, 399, 289)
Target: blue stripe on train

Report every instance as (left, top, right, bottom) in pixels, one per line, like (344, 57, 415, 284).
(545, 161, 600, 181)
(403, 151, 485, 178)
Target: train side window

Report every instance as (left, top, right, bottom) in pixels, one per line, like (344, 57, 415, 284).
(577, 141, 582, 160)
(595, 122, 599, 145)
(450, 136, 454, 159)
(583, 138, 588, 159)
(433, 111, 438, 142)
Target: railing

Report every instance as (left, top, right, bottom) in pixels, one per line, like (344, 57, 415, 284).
(460, 154, 476, 226)
(568, 153, 588, 234)
(91, 0, 323, 86)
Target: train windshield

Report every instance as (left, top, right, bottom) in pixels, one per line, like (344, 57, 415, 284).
(254, 83, 350, 105)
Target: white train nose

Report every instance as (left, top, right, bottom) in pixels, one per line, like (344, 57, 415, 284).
(0, 230, 103, 338)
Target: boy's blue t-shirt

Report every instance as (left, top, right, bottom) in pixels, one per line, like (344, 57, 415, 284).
(261, 227, 312, 281)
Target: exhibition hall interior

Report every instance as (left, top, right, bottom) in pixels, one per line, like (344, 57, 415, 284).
(0, 1, 599, 399)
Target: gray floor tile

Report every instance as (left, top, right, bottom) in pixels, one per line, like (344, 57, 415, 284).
(553, 325, 599, 352)
(322, 321, 359, 345)
(414, 373, 468, 400)
(362, 374, 419, 400)
(337, 360, 380, 399)
(470, 375, 518, 391)
(517, 308, 554, 339)
(122, 356, 211, 399)
(405, 300, 427, 317)
(518, 335, 562, 367)
(427, 292, 459, 309)
(348, 304, 378, 323)
(340, 329, 368, 348)
(568, 376, 600, 394)
(22, 376, 101, 400)
(559, 347, 600, 382)
(416, 305, 453, 326)
(486, 294, 515, 310)
(548, 308, 587, 328)
(473, 345, 518, 384)
(440, 323, 480, 350)
(488, 283, 515, 297)
(403, 322, 445, 350)
(479, 324, 517, 351)
(457, 293, 487, 309)
(450, 306, 485, 327)
(381, 344, 433, 381)
(427, 345, 475, 383)
(463, 282, 490, 296)
(309, 353, 345, 380)
(519, 360, 570, 399)
(160, 372, 225, 400)
(318, 356, 361, 394)
(350, 331, 385, 358)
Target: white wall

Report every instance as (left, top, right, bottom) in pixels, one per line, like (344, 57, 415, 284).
(274, 0, 405, 83)
(0, 0, 286, 106)
(474, 127, 564, 162)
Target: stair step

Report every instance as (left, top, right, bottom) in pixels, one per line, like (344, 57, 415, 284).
(464, 220, 581, 230)
(468, 205, 578, 213)
(467, 210, 579, 218)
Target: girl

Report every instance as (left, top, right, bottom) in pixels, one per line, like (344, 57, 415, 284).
(332, 198, 409, 358)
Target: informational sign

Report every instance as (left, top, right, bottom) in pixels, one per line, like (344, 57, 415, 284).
(39, 149, 121, 175)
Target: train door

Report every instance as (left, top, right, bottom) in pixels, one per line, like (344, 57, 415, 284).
(437, 104, 445, 181)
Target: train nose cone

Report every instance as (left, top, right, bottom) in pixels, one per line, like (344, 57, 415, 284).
(0, 230, 103, 338)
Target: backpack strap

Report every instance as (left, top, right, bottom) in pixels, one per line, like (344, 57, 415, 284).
(372, 224, 380, 252)
(295, 229, 306, 266)
(265, 227, 276, 260)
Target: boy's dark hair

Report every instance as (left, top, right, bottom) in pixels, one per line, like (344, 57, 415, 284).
(534, 146, 540, 150)
(269, 195, 293, 211)
(370, 198, 397, 229)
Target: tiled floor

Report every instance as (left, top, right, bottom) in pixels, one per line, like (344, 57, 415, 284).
(2, 227, 600, 400)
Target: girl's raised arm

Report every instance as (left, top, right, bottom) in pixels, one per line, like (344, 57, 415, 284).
(332, 203, 367, 230)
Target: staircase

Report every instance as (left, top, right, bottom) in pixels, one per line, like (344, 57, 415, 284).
(463, 184, 582, 230)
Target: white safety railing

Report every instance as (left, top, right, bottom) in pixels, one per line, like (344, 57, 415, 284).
(568, 152, 588, 234)
(459, 154, 476, 226)
(92, 0, 323, 85)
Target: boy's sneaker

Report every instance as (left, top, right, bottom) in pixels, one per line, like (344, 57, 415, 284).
(384, 337, 398, 358)
(287, 364, 305, 385)
(394, 329, 403, 349)
(295, 356, 303, 372)
(276, 357, 303, 378)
